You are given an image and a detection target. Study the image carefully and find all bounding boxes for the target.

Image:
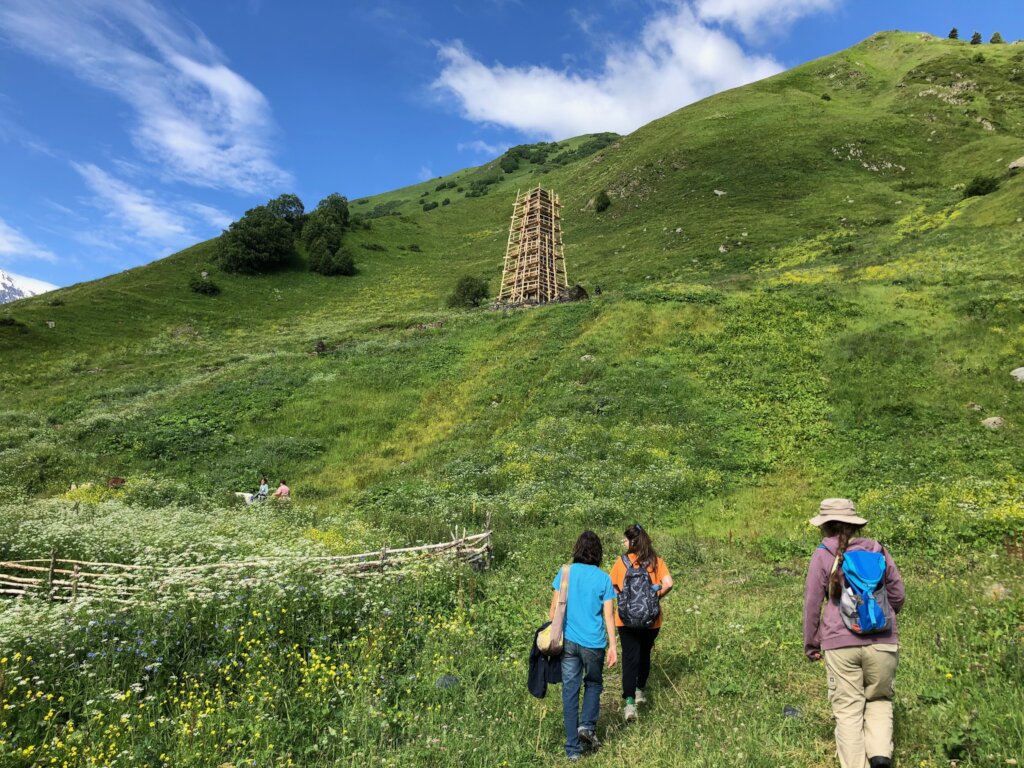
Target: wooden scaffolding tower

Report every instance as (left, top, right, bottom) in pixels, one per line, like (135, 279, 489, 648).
(497, 187, 568, 305)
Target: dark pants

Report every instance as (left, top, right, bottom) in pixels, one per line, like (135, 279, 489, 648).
(618, 626, 660, 698)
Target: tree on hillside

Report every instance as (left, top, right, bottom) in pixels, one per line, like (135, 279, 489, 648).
(447, 276, 489, 308)
(990, 32, 1005, 44)
(970, 31, 982, 44)
(301, 193, 350, 266)
(948, 27, 958, 40)
(266, 194, 305, 230)
(309, 244, 357, 276)
(217, 206, 296, 274)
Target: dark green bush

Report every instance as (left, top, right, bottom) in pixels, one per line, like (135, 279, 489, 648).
(310, 245, 357, 276)
(301, 193, 350, 258)
(499, 156, 519, 174)
(594, 190, 612, 213)
(217, 205, 297, 274)
(442, 198, 451, 206)
(821, 93, 832, 101)
(963, 176, 999, 198)
(422, 201, 438, 212)
(447, 276, 489, 308)
(189, 277, 220, 295)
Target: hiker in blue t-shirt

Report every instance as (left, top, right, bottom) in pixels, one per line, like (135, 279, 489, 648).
(549, 530, 618, 760)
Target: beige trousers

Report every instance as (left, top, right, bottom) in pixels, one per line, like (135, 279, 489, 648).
(823, 644, 899, 768)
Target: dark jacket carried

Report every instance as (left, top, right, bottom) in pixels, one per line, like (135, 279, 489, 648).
(528, 621, 562, 698)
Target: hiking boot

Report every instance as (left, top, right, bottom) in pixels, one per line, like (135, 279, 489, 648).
(868, 759, 892, 768)
(623, 702, 638, 723)
(635, 688, 647, 705)
(566, 755, 581, 763)
(577, 728, 600, 751)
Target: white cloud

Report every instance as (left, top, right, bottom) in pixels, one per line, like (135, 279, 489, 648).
(186, 203, 233, 231)
(73, 162, 190, 242)
(0, 0, 290, 194)
(417, 165, 434, 181)
(433, 2, 832, 139)
(457, 139, 508, 156)
(0, 218, 57, 263)
(695, 0, 839, 39)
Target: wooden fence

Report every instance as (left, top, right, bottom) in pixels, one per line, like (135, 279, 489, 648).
(0, 527, 492, 604)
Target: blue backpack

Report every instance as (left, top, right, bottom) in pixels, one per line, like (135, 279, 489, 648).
(820, 545, 893, 635)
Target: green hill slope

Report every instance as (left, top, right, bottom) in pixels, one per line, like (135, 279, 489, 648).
(1, 31, 1022, 767)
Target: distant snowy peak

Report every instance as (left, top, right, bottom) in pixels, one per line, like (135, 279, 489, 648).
(0, 269, 58, 304)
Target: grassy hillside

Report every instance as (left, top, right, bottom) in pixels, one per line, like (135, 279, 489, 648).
(1, 31, 1022, 767)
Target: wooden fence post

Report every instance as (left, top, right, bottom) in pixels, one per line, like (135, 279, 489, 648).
(71, 565, 80, 604)
(47, 551, 56, 601)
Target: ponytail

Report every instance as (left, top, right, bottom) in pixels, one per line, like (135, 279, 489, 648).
(624, 524, 658, 568)
(821, 520, 865, 600)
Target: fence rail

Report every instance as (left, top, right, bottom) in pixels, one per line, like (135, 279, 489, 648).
(0, 527, 492, 604)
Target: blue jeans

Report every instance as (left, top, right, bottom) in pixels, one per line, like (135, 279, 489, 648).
(561, 640, 605, 757)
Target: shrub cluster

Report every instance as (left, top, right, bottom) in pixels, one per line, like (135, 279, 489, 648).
(217, 205, 296, 274)
(309, 245, 357, 277)
(963, 175, 999, 198)
(447, 276, 489, 308)
(189, 277, 220, 296)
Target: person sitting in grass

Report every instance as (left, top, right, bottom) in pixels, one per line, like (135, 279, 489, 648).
(236, 476, 269, 505)
(270, 480, 290, 500)
(804, 498, 905, 768)
(550, 530, 618, 761)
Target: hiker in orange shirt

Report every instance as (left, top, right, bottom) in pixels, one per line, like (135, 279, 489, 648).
(610, 523, 673, 724)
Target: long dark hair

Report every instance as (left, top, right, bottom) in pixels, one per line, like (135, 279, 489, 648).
(821, 520, 866, 600)
(624, 524, 658, 568)
(572, 530, 603, 566)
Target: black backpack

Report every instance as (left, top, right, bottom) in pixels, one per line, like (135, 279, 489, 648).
(617, 555, 661, 628)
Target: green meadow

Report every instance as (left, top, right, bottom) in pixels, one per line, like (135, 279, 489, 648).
(0, 31, 1022, 766)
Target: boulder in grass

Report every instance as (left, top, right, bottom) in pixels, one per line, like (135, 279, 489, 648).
(982, 416, 1005, 429)
(1011, 367, 1024, 382)
(1009, 156, 1024, 175)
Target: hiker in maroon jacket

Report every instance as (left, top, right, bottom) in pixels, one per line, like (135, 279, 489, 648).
(804, 498, 906, 768)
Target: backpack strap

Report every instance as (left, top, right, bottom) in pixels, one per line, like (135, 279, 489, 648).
(623, 553, 656, 578)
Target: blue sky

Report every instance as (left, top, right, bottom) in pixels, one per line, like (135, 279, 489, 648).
(0, 0, 1021, 288)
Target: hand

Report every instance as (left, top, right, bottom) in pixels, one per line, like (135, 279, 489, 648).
(807, 651, 822, 662)
(606, 645, 618, 668)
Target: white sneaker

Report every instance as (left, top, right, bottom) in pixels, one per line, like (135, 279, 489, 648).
(635, 689, 647, 705)
(623, 702, 638, 723)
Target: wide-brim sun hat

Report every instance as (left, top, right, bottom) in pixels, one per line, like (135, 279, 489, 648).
(809, 497, 867, 527)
